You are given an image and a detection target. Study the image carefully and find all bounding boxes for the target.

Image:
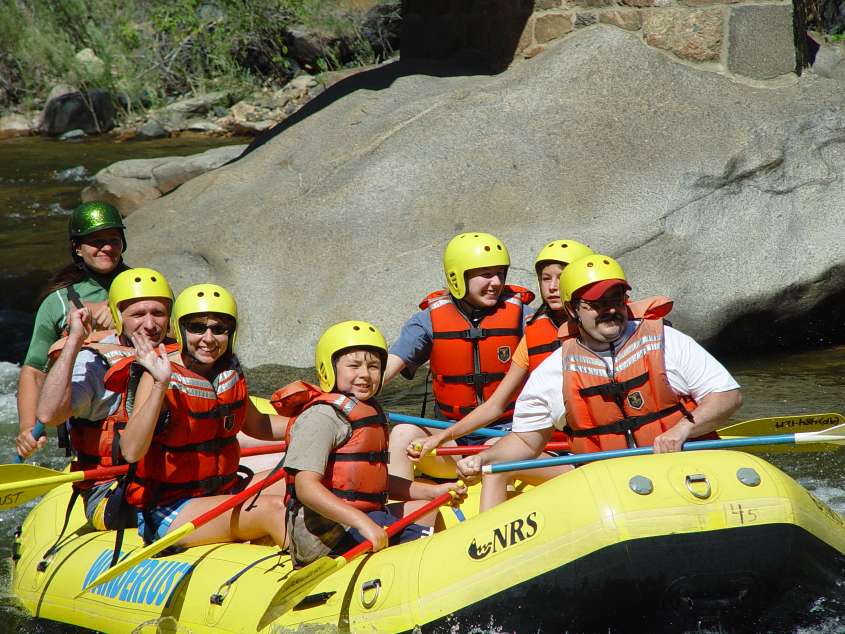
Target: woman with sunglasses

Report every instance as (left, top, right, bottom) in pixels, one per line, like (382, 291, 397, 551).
(108, 283, 288, 548)
(16, 201, 130, 460)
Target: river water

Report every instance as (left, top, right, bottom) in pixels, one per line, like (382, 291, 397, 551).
(0, 136, 843, 633)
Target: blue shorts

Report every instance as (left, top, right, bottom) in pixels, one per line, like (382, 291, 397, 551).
(456, 421, 512, 447)
(136, 499, 192, 543)
(329, 509, 432, 556)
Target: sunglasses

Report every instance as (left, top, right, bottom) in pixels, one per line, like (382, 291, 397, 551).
(184, 321, 230, 336)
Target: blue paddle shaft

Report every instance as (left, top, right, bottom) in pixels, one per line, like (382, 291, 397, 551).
(486, 434, 798, 473)
(387, 412, 507, 438)
(14, 421, 46, 464)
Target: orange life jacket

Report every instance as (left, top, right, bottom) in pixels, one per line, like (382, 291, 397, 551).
(527, 297, 675, 375)
(105, 354, 248, 507)
(561, 314, 717, 453)
(423, 285, 534, 423)
(47, 331, 137, 490)
(272, 380, 389, 513)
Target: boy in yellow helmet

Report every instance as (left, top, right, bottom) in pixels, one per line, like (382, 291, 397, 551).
(278, 321, 465, 566)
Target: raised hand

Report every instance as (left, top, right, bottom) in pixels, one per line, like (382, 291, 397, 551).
(66, 306, 93, 343)
(85, 300, 114, 330)
(131, 332, 171, 385)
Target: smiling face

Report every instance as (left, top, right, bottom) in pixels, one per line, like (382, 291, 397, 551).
(537, 262, 564, 312)
(570, 286, 629, 350)
(75, 228, 124, 274)
(463, 266, 507, 309)
(120, 298, 170, 345)
(182, 313, 234, 366)
(333, 348, 383, 400)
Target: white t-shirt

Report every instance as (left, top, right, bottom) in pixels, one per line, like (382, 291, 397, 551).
(512, 322, 740, 433)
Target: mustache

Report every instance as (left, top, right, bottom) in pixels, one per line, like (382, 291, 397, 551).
(596, 313, 624, 325)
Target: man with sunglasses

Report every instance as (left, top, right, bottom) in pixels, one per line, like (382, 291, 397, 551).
(27, 268, 174, 531)
(456, 254, 742, 498)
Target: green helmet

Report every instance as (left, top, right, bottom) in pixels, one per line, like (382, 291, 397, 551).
(69, 201, 127, 257)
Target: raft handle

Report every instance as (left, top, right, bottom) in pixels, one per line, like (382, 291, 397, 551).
(361, 579, 381, 609)
(685, 474, 711, 500)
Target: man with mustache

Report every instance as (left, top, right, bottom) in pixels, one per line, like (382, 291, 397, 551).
(456, 254, 742, 498)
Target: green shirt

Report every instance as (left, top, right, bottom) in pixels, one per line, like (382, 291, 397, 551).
(23, 275, 112, 372)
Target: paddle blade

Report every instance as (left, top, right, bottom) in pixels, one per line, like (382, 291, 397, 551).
(0, 464, 77, 509)
(77, 521, 195, 596)
(259, 556, 345, 628)
(796, 422, 845, 446)
(719, 412, 844, 437)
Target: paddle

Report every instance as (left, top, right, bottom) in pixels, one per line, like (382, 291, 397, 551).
(387, 412, 506, 438)
(481, 422, 845, 474)
(259, 488, 460, 627)
(78, 464, 288, 595)
(14, 421, 46, 464)
(718, 412, 844, 437)
(0, 443, 287, 511)
(433, 441, 570, 456)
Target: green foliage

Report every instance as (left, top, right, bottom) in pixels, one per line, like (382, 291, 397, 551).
(0, 0, 379, 113)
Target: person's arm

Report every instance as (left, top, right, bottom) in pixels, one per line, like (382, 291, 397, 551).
(240, 398, 289, 440)
(652, 389, 742, 453)
(382, 354, 407, 385)
(407, 362, 529, 461)
(35, 307, 92, 427)
(388, 474, 467, 504)
(456, 429, 552, 483)
(119, 334, 171, 463)
(18, 292, 63, 436)
(654, 326, 743, 453)
(15, 367, 47, 458)
(383, 311, 433, 385)
(295, 471, 388, 551)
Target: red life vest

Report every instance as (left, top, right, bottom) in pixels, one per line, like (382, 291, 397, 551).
(524, 313, 565, 374)
(47, 332, 137, 490)
(527, 297, 675, 375)
(105, 354, 248, 507)
(561, 315, 717, 453)
(272, 381, 389, 513)
(423, 285, 534, 423)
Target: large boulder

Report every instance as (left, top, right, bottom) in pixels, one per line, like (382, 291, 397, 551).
(123, 27, 845, 368)
(41, 90, 117, 136)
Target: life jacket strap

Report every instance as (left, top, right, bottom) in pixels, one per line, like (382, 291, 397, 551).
(438, 372, 506, 388)
(564, 404, 683, 438)
(330, 451, 390, 464)
(188, 399, 246, 420)
(527, 340, 561, 356)
(157, 434, 238, 453)
(577, 372, 649, 399)
(348, 415, 387, 431)
(432, 326, 521, 340)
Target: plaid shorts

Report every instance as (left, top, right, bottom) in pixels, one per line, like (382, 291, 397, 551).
(136, 499, 192, 543)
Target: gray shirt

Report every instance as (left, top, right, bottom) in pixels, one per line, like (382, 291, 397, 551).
(70, 333, 122, 422)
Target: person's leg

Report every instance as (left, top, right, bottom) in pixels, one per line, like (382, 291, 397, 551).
(479, 462, 573, 512)
(388, 423, 460, 480)
(166, 491, 287, 548)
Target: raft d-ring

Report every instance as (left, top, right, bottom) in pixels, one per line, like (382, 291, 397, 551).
(685, 474, 711, 499)
(360, 578, 381, 609)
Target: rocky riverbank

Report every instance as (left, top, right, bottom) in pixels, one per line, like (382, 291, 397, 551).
(0, 1, 400, 142)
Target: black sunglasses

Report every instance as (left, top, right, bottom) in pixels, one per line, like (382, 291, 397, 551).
(184, 321, 230, 336)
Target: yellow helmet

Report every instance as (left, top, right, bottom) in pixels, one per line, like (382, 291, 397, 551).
(442, 232, 510, 299)
(315, 320, 388, 394)
(534, 240, 594, 273)
(560, 254, 630, 303)
(108, 268, 173, 335)
(172, 284, 238, 354)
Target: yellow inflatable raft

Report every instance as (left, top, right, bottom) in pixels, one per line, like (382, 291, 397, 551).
(11, 449, 845, 632)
